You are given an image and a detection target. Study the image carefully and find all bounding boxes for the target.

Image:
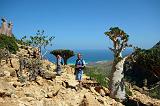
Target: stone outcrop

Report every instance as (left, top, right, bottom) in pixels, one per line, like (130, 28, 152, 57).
(126, 89, 160, 106)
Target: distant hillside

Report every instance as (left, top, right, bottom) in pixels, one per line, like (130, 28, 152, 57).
(153, 41, 160, 48)
(124, 41, 160, 99)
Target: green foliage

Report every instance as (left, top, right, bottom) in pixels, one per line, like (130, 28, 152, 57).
(17, 30, 55, 59)
(104, 27, 131, 63)
(84, 65, 111, 87)
(124, 47, 160, 86)
(16, 35, 31, 46)
(29, 30, 55, 49)
(0, 34, 18, 54)
(104, 27, 129, 42)
(124, 42, 160, 99)
(149, 85, 160, 99)
(133, 47, 160, 74)
(51, 49, 74, 65)
(125, 85, 132, 96)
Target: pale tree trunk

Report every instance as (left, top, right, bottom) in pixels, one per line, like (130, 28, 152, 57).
(110, 55, 128, 101)
(1, 19, 8, 35)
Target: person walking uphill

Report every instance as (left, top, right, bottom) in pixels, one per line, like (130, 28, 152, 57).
(75, 53, 86, 87)
(56, 55, 63, 76)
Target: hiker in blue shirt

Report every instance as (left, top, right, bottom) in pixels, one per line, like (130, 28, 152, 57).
(56, 54, 63, 76)
(75, 53, 86, 86)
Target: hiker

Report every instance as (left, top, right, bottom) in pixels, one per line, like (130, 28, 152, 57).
(56, 54, 63, 76)
(75, 53, 86, 87)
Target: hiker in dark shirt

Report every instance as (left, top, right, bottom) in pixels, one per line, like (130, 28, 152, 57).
(56, 55, 63, 76)
(75, 53, 86, 87)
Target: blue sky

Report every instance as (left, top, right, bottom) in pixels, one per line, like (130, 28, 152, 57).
(1, 0, 160, 50)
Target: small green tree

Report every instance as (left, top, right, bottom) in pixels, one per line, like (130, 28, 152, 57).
(50, 49, 74, 65)
(21, 30, 55, 59)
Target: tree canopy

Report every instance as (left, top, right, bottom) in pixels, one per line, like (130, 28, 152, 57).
(19, 30, 55, 59)
(104, 27, 131, 61)
(50, 49, 74, 65)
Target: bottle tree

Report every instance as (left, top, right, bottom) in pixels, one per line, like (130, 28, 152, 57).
(104, 27, 132, 101)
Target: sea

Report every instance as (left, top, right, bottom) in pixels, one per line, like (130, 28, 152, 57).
(43, 49, 132, 65)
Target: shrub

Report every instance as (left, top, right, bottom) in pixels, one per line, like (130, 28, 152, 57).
(18, 57, 44, 82)
(0, 34, 18, 54)
(84, 66, 111, 87)
(149, 85, 160, 99)
(125, 46, 160, 87)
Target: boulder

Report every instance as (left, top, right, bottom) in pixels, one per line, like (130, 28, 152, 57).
(99, 89, 105, 97)
(0, 101, 18, 106)
(89, 87, 100, 96)
(0, 71, 5, 77)
(10, 58, 19, 70)
(0, 81, 15, 97)
(80, 93, 100, 106)
(42, 59, 56, 71)
(12, 81, 23, 88)
(0, 65, 16, 77)
(94, 86, 110, 96)
(102, 86, 110, 95)
(43, 71, 56, 80)
(36, 76, 44, 86)
(49, 84, 61, 96)
(128, 90, 160, 106)
(63, 65, 75, 74)
(4, 71, 10, 77)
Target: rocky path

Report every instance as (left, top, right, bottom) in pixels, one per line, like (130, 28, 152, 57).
(0, 47, 159, 106)
(0, 59, 123, 106)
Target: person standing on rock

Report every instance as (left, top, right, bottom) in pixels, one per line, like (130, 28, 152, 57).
(75, 53, 86, 87)
(56, 54, 63, 76)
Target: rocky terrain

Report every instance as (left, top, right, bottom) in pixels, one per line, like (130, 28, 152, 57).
(0, 45, 160, 106)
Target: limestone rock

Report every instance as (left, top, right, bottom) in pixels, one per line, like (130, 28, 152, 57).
(0, 81, 15, 97)
(89, 87, 100, 96)
(11, 58, 20, 70)
(36, 76, 44, 86)
(80, 93, 100, 106)
(19, 97, 35, 102)
(102, 86, 110, 95)
(43, 71, 56, 80)
(0, 71, 5, 77)
(42, 59, 56, 71)
(99, 89, 105, 97)
(128, 90, 160, 106)
(4, 71, 10, 77)
(0, 101, 18, 106)
(0, 65, 16, 77)
(63, 65, 75, 74)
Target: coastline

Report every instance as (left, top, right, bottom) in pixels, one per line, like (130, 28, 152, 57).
(68, 60, 109, 65)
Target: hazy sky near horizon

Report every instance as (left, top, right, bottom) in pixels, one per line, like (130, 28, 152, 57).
(0, 0, 160, 50)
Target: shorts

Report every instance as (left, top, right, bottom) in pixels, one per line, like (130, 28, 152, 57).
(76, 70, 83, 81)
